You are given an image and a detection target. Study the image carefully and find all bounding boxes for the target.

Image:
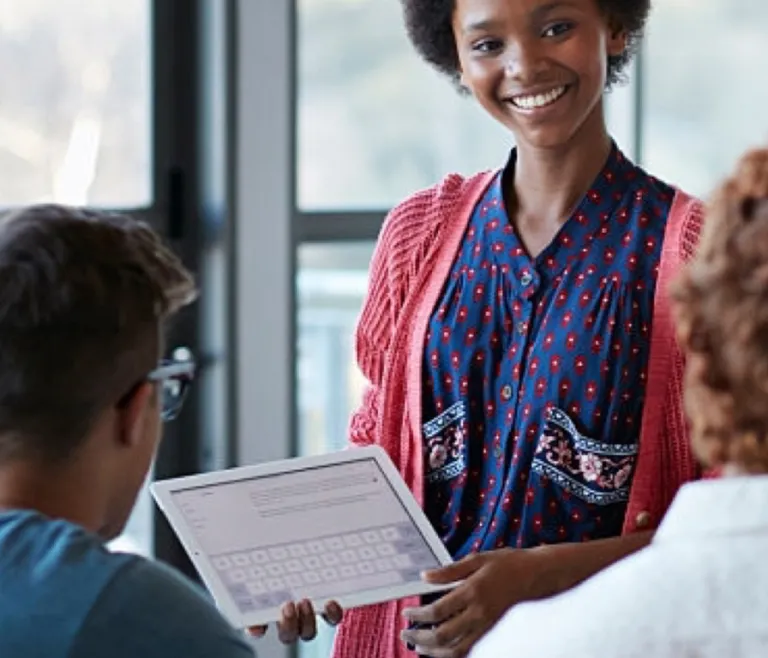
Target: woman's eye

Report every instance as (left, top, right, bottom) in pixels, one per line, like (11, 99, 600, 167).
(542, 22, 573, 38)
(472, 38, 503, 54)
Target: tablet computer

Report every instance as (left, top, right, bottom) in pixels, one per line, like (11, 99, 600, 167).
(150, 445, 454, 628)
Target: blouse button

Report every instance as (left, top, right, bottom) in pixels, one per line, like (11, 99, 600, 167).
(516, 321, 527, 335)
(634, 511, 652, 529)
(520, 271, 533, 286)
(501, 385, 513, 401)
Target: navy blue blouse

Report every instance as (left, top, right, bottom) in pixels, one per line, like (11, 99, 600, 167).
(422, 144, 674, 559)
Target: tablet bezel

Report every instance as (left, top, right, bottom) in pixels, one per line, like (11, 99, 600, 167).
(150, 445, 455, 628)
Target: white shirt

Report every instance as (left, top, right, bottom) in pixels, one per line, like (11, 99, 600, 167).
(470, 475, 768, 658)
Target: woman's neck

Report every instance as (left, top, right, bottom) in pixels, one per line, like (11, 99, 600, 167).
(508, 105, 612, 228)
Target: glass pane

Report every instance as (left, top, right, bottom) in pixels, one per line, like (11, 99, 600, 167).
(297, 0, 509, 210)
(297, 242, 374, 658)
(109, 471, 154, 557)
(642, 0, 768, 196)
(0, 0, 152, 207)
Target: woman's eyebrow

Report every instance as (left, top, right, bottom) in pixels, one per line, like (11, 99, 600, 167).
(461, 1, 579, 35)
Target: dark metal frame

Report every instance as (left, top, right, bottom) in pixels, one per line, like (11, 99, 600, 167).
(151, 0, 235, 575)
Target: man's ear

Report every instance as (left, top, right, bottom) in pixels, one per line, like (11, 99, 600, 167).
(117, 381, 155, 448)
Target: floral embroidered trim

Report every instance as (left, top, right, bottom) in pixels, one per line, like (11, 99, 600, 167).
(532, 462, 630, 505)
(423, 401, 467, 484)
(546, 407, 638, 457)
(423, 401, 465, 438)
(532, 406, 637, 505)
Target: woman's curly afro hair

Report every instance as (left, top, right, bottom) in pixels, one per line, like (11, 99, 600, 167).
(400, 0, 650, 90)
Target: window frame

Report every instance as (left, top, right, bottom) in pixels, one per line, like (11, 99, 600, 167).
(151, 0, 237, 578)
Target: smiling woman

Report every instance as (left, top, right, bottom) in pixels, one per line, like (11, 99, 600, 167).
(277, 1, 704, 657)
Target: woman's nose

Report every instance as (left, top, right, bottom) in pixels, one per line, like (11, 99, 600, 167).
(503, 39, 548, 85)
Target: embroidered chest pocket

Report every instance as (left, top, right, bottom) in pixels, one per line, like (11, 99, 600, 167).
(532, 407, 637, 505)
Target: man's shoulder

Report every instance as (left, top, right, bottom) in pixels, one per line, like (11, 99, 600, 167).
(0, 509, 133, 591)
(0, 511, 252, 658)
(104, 555, 217, 608)
(0, 511, 138, 657)
(73, 557, 254, 658)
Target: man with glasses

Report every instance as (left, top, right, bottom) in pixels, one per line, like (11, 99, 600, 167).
(0, 205, 254, 657)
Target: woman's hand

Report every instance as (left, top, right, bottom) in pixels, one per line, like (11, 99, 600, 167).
(399, 548, 554, 658)
(247, 599, 344, 644)
(400, 531, 653, 657)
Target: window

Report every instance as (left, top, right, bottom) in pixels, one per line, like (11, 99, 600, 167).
(0, 0, 160, 559)
(0, 0, 151, 207)
(297, 0, 509, 210)
(642, 0, 768, 196)
(109, 475, 154, 556)
(297, 242, 373, 458)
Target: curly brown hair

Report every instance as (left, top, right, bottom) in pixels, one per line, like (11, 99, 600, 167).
(672, 148, 768, 473)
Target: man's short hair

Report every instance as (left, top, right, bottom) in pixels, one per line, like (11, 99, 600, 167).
(0, 204, 196, 462)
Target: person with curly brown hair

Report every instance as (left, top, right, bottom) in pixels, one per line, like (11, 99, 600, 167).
(469, 147, 768, 658)
(255, 1, 704, 656)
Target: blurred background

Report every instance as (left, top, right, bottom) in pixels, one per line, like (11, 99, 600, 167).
(1, 0, 765, 655)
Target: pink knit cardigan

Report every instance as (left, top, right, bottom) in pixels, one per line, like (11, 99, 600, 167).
(331, 172, 704, 658)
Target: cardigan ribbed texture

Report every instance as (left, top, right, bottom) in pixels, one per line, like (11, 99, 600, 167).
(332, 172, 703, 658)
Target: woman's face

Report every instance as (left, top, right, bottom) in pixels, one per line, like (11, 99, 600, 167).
(451, 0, 625, 150)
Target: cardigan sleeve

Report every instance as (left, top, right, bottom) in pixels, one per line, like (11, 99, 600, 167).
(347, 201, 416, 448)
(348, 242, 390, 447)
(346, 174, 475, 449)
(663, 200, 706, 480)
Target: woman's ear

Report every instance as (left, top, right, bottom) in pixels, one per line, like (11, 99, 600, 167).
(457, 70, 471, 96)
(606, 18, 628, 57)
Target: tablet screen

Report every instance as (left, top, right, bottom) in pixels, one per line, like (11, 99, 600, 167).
(169, 457, 442, 614)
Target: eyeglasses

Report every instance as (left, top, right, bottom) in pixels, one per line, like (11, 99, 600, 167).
(147, 355, 196, 421)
